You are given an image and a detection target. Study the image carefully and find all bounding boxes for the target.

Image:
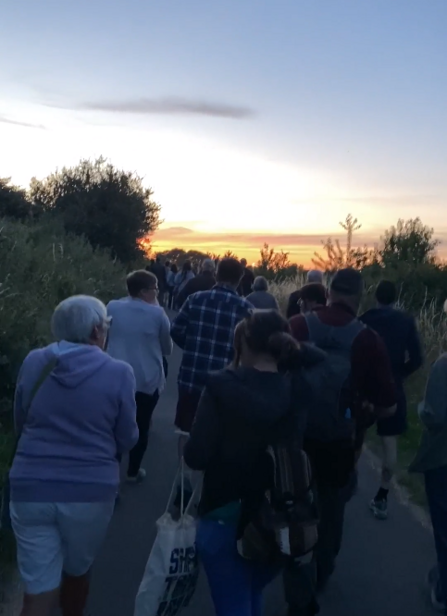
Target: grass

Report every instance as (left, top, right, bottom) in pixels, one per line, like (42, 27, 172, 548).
(270, 277, 447, 507)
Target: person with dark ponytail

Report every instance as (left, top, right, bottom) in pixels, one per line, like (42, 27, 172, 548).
(184, 310, 324, 616)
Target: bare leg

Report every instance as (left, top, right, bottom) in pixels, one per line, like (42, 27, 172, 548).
(381, 435, 397, 490)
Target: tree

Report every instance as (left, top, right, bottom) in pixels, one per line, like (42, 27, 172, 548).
(380, 218, 440, 268)
(156, 248, 210, 271)
(29, 157, 161, 264)
(256, 243, 295, 278)
(0, 178, 35, 220)
(313, 214, 367, 270)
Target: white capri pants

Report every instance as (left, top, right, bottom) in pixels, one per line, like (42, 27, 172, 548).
(10, 501, 115, 594)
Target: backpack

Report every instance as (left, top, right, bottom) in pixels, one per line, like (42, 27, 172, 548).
(302, 311, 365, 443)
(237, 392, 319, 566)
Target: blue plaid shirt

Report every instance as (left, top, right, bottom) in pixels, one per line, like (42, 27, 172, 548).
(171, 285, 253, 393)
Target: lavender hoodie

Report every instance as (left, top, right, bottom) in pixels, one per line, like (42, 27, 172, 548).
(10, 342, 138, 503)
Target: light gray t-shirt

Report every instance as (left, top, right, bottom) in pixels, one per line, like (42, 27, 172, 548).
(246, 291, 279, 311)
(107, 297, 173, 395)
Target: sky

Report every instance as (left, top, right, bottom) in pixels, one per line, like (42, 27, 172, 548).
(1, 0, 446, 265)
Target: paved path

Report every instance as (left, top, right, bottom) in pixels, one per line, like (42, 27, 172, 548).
(89, 346, 437, 616)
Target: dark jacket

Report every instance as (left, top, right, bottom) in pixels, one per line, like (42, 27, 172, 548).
(152, 262, 167, 289)
(176, 271, 216, 307)
(360, 306, 423, 392)
(286, 290, 301, 319)
(238, 268, 255, 297)
(184, 345, 325, 519)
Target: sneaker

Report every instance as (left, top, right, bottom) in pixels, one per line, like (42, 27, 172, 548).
(126, 469, 147, 484)
(370, 498, 388, 520)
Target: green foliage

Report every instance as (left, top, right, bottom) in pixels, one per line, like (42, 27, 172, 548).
(29, 157, 161, 264)
(0, 178, 35, 221)
(0, 217, 127, 412)
(380, 218, 439, 268)
(255, 243, 298, 280)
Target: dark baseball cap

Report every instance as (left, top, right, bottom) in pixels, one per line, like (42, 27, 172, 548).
(330, 268, 364, 296)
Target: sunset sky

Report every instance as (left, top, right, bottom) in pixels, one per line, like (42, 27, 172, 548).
(1, 1, 446, 265)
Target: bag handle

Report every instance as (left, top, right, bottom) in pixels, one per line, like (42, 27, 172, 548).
(164, 458, 200, 519)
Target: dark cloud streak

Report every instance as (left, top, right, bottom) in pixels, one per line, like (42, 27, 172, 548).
(79, 96, 255, 119)
(0, 115, 46, 130)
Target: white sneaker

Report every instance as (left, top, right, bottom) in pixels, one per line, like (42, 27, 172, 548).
(126, 469, 147, 484)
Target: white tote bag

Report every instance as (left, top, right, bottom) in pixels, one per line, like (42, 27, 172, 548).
(134, 460, 200, 616)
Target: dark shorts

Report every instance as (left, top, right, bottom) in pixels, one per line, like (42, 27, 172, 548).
(376, 397, 407, 437)
(175, 388, 202, 433)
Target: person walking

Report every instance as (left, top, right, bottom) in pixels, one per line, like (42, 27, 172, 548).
(176, 258, 216, 307)
(361, 280, 423, 519)
(289, 268, 397, 591)
(237, 258, 255, 297)
(173, 261, 195, 309)
(286, 270, 324, 319)
(246, 276, 279, 310)
(297, 283, 327, 315)
(171, 258, 252, 434)
(167, 263, 178, 309)
(410, 353, 447, 613)
(184, 310, 322, 616)
(9, 296, 138, 616)
(150, 257, 167, 308)
(107, 270, 172, 483)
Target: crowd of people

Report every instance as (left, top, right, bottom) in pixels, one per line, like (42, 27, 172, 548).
(6, 254, 447, 616)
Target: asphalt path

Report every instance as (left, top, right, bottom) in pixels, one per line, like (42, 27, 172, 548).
(89, 345, 437, 616)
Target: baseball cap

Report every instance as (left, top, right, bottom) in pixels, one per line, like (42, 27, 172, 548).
(330, 268, 364, 296)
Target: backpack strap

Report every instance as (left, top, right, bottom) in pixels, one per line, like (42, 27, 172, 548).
(304, 311, 365, 351)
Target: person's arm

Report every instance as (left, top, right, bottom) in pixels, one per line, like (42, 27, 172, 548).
(419, 355, 447, 430)
(183, 387, 220, 470)
(160, 312, 173, 357)
(114, 364, 139, 454)
(403, 316, 423, 378)
(170, 297, 191, 349)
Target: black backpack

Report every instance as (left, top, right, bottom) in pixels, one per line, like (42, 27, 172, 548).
(237, 393, 319, 565)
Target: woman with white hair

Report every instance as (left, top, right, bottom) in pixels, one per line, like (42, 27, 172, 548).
(246, 276, 279, 310)
(9, 295, 139, 616)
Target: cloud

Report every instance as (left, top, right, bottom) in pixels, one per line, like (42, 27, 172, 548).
(78, 96, 255, 119)
(0, 115, 46, 130)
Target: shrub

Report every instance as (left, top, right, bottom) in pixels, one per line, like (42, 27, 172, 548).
(0, 217, 127, 421)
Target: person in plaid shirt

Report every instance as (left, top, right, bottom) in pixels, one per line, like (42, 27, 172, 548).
(171, 258, 253, 433)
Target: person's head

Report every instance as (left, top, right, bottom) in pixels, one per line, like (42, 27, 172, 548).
(299, 283, 327, 314)
(233, 310, 300, 369)
(201, 258, 216, 274)
(156, 256, 161, 264)
(253, 276, 269, 292)
(375, 280, 397, 307)
(181, 260, 192, 273)
(51, 295, 111, 349)
(126, 270, 159, 304)
(165, 260, 170, 268)
(328, 268, 364, 313)
(171, 263, 178, 274)
(216, 258, 244, 289)
(307, 269, 324, 284)
(240, 258, 247, 269)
